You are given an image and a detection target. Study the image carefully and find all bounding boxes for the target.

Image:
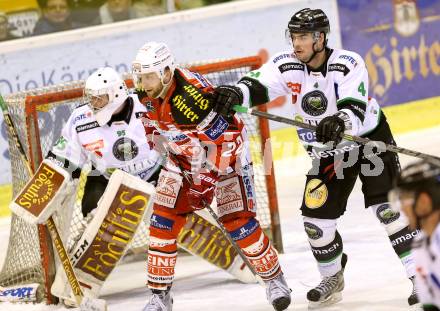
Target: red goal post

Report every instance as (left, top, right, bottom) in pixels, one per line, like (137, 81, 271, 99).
(0, 54, 282, 304)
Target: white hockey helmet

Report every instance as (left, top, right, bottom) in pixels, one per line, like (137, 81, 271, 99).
(84, 67, 129, 126)
(131, 41, 175, 97)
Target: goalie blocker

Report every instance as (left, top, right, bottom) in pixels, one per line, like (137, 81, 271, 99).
(10, 159, 72, 224)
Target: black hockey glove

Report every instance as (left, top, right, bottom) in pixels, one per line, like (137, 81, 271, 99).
(212, 85, 243, 118)
(316, 114, 345, 147)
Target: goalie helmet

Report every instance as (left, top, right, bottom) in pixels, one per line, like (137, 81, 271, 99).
(286, 8, 330, 46)
(131, 41, 175, 98)
(84, 67, 129, 126)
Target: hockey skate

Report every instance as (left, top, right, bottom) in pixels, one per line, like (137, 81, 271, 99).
(408, 276, 419, 306)
(143, 289, 173, 311)
(307, 253, 347, 309)
(265, 273, 292, 311)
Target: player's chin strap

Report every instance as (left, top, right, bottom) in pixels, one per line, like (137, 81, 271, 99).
(164, 152, 266, 286)
(233, 105, 440, 167)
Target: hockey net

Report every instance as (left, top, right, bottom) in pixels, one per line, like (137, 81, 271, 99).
(0, 55, 281, 303)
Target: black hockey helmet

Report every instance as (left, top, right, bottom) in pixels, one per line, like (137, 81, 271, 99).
(288, 8, 330, 35)
(391, 160, 440, 210)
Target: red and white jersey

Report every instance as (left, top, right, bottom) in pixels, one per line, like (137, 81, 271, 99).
(237, 48, 382, 149)
(139, 67, 250, 175)
(50, 94, 161, 180)
(412, 225, 440, 309)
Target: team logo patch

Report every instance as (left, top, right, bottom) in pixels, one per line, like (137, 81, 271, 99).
(304, 222, 323, 240)
(112, 137, 139, 161)
(230, 218, 259, 241)
(376, 204, 400, 225)
(304, 179, 328, 209)
(150, 214, 175, 231)
(204, 115, 229, 141)
(301, 91, 328, 116)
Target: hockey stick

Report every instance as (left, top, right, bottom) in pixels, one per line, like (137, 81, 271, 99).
(233, 105, 440, 167)
(165, 154, 265, 286)
(0, 94, 107, 311)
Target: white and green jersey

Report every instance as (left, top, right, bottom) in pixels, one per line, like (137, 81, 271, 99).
(49, 94, 161, 180)
(237, 48, 382, 149)
(413, 224, 440, 309)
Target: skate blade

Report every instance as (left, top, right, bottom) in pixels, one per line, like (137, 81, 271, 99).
(308, 292, 342, 310)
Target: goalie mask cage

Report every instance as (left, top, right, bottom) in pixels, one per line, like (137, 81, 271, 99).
(0, 55, 282, 304)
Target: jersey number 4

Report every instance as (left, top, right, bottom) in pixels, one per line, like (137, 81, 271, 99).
(358, 82, 366, 97)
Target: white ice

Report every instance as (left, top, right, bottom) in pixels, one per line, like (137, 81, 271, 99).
(1, 125, 439, 311)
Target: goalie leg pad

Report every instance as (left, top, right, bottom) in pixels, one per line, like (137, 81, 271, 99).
(148, 209, 186, 290)
(370, 203, 417, 277)
(303, 217, 343, 277)
(177, 212, 257, 283)
(223, 216, 281, 281)
(51, 169, 155, 304)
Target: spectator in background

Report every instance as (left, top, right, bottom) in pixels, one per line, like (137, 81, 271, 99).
(96, 0, 140, 24)
(0, 11, 19, 42)
(132, 0, 166, 17)
(69, 0, 105, 25)
(34, 0, 84, 35)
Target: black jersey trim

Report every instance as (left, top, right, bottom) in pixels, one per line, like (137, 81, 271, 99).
(238, 76, 269, 107)
(337, 97, 367, 122)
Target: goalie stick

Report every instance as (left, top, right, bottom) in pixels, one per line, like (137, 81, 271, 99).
(233, 105, 440, 167)
(0, 94, 107, 311)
